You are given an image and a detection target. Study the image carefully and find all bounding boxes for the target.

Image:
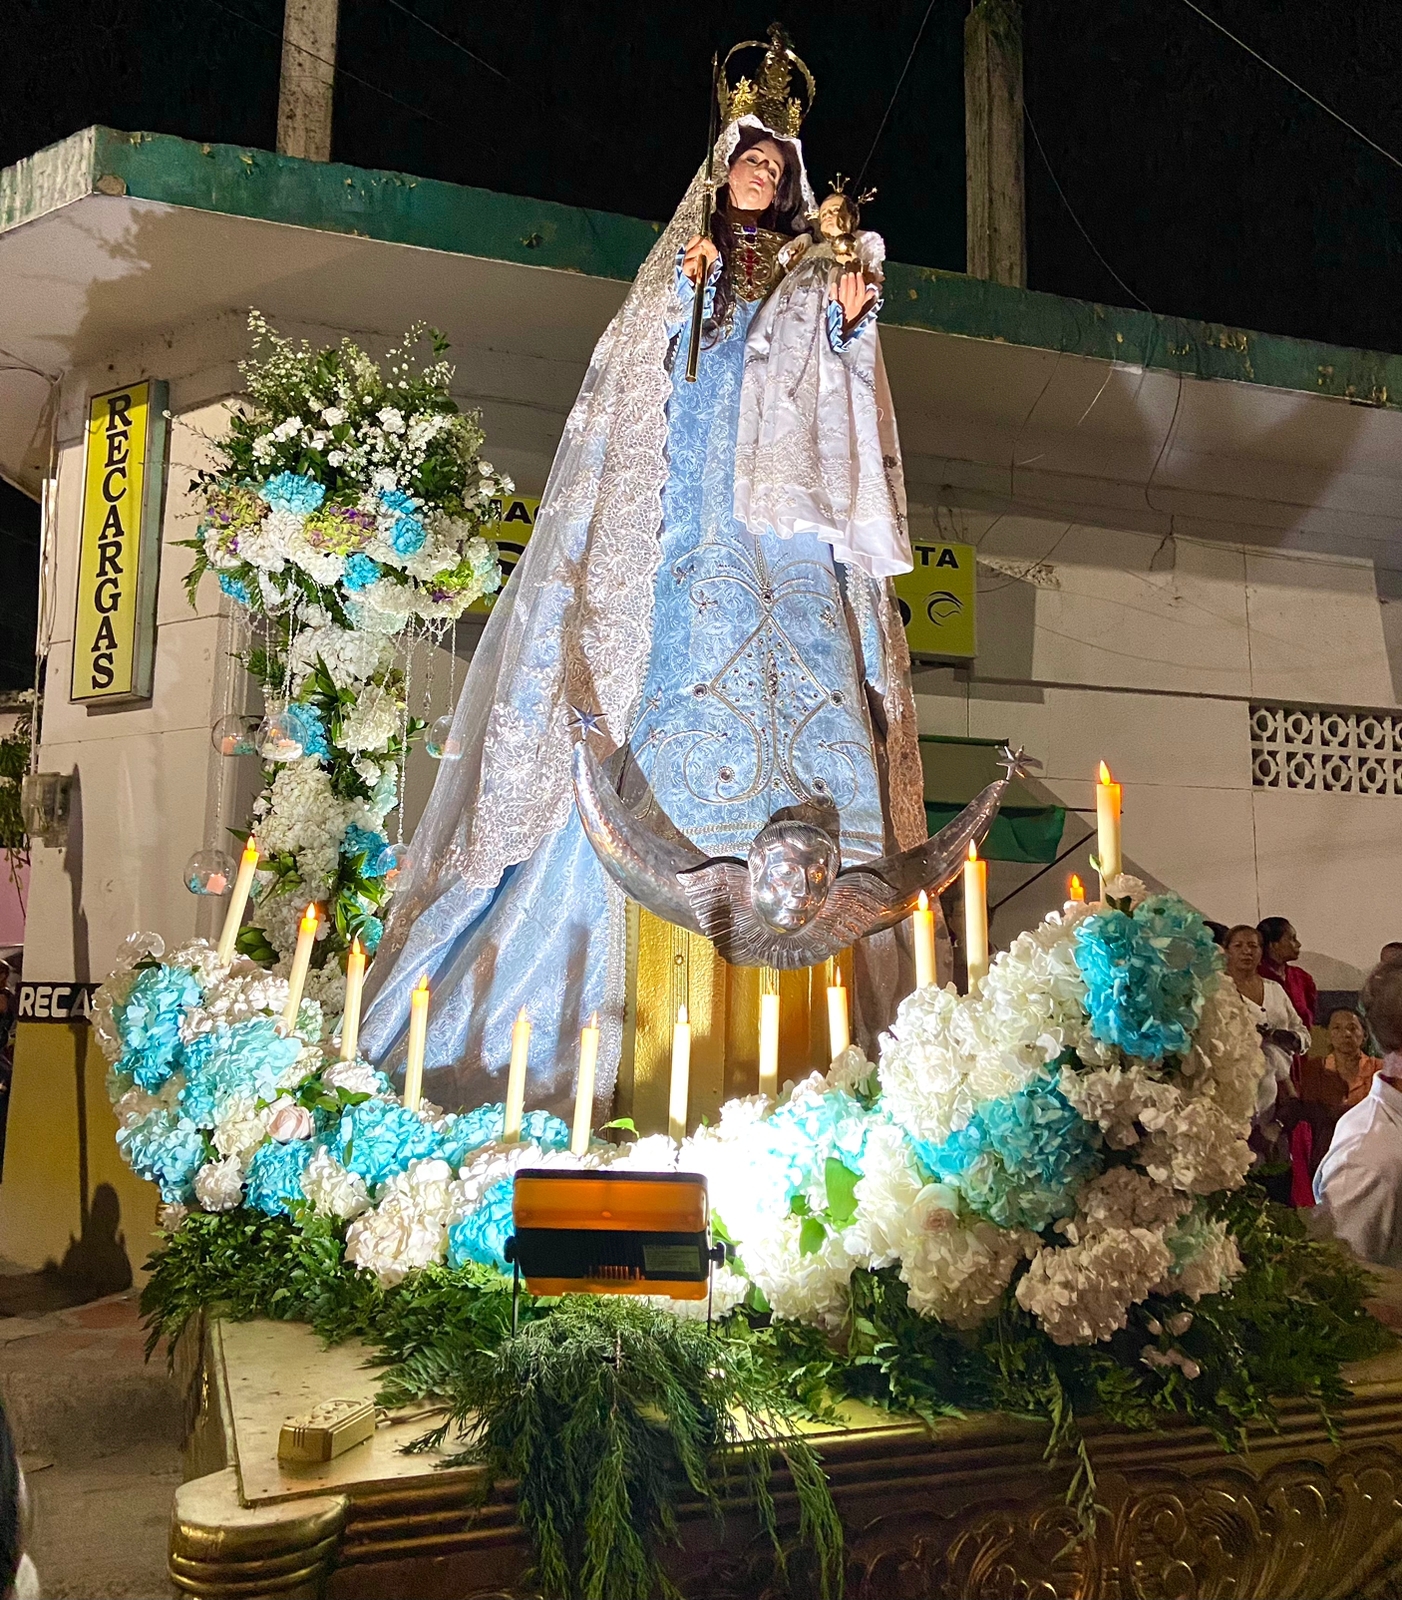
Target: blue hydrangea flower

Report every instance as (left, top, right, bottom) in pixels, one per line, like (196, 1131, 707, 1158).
(1074, 893, 1223, 1063)
(435, 1105, 569, 1170)
(914, 1075, 1099, 1232)
(358, 916, 384, 955)
(335, 1098, 441, 1189)
(117, 1108, 206, 1203)
(116, 964, 201, 1091)
(179, 1018, 303, 1128)
(218, 573, 252, 606)
(343, 824, 389, 876)
(758, 1089, 873, 1201)
(259, 472, 325, 516)
(447, 1177, 514, 1270)
(244, 1139, 316, 1216)
(390, 514, 426, 556)
(283, 702, 330, 761)
(343, 553, 380, 591)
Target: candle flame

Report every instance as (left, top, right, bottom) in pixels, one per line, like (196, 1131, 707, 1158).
(589, 1011, 599, 1028)
(967, 840, 979, 863)
(677, 1004, 689, 1025)
(413, 974, 429, 998)
(1068, 873, 1085, 901)
(299, 903, 318, 933)
(241, 839, 260, 864)
(1098, 760, 1114, 786)
(517, 1007, 529, 1023)
(350, 936, 363, 957)
(917, 888, 929, 911)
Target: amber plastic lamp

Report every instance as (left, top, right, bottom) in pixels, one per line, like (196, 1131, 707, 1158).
(510, 1169, 712, 1300)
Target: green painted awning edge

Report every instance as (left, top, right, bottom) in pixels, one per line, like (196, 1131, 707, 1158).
(3, 127, 1401, 412)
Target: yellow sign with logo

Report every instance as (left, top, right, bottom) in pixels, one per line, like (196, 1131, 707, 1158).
(471, 493, 540, 612)
(893, 541, 977, 659)
(71, 380, 168, 703)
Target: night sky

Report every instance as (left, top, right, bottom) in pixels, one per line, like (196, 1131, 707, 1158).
(3, 2, 1401, 685)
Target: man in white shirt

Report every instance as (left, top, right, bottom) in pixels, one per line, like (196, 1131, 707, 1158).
(1314, 961, 1402, 1266)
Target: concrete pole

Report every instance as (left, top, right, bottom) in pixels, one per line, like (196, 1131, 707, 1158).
(964, 0, 1026, 287)
(277, 0, 340, 163)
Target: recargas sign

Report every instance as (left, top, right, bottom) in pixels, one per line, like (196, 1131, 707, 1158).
(70, 379, 168, 703)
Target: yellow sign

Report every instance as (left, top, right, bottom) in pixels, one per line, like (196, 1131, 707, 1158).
(71, 380, 168, 703)
(893, 541, 977, 659)
(471, 493, 540, 612)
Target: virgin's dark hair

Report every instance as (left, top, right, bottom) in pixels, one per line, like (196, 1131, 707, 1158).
(705, 126, 808, 335)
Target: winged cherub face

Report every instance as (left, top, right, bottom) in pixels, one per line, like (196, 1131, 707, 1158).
(748, 822, 839, 932)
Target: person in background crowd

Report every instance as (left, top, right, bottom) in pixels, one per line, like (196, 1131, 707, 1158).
(1290, 1007, 1385, 1204)
(1381, 941, 1402, 966)
(1204, 919, 1229, 948)
(1314, 962, 1402, 1266)
(1257, 917, 1317, 1031)
(1225, 925, 1310, 1182)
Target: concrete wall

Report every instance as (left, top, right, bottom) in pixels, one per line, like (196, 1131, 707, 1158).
(911, 507, 1402, 990)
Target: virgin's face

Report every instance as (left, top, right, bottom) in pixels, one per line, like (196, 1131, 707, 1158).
(1226, 929, 1261, 978)
(727, 139, 785, 213)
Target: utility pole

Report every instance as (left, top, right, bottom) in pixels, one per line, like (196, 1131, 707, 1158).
(277, 0, 340, 162)
(964, 0, 1026, 287)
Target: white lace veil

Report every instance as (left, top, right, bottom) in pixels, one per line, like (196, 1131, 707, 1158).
(369, 119, 820, 986)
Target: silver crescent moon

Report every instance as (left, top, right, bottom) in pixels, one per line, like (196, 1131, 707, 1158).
(571, 739, 709, 935)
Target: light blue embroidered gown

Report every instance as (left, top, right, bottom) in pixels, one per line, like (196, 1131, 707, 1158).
(360, 263, 887, 1117)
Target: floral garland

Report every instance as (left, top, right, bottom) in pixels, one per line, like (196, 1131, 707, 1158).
(181, 315, 508, 985)
(101, 880, 1274, 1378)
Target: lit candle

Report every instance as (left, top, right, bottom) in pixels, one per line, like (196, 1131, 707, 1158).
(503, 1008, 531, 1144)
(216, 839, 260, 965)
(571, 1011, 600, 1156)
(1067, 873, 1086, 904)
(912, 889, 936, 991)
(339, 938, 366, 1061)
(280, 902, 318, 1033)
(963, 842, 989, 990)
(403, 975, 430, 1112)
(826, 969, 850, 1061)
(758, 989, 780, 1099)
(667, 1004, 692, 1143)
(1096, 761, 1123, 890)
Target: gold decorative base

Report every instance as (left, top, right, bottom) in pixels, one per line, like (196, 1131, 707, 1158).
(171, 1316, 1402, 1599)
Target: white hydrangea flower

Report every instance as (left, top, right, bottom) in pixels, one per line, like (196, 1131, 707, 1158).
(302, 1148, 371, 1220)
(211, 1096, 271, 1163)
(1017, 1225, 1173, 1346)
(338, 687, 401, 755)
(344, 1158, 464, 1286)
(194, 1156, 245, 1213)
(321, 1058, 387, 1097)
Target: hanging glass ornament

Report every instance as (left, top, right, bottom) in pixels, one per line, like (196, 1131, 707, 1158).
(211, 715, 258, 758)
(425, 714, 463, 762)
(256, 710, 304, 763)
(375, 842, 408, 885)
(184, 848, 235, 896)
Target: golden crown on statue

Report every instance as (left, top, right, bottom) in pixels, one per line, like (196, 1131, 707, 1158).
(719, 23, 816, 139)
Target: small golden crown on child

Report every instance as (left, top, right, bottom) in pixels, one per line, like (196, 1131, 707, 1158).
(718, 24, 817, 139)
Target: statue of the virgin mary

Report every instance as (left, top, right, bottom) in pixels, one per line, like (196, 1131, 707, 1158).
(360, 28, 928, 1117)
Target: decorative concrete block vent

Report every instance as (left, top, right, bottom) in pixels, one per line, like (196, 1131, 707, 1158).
(1251, 703, 1402, 794)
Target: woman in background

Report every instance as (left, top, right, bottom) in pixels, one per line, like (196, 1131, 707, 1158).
(1225, 924, 1310, 1191)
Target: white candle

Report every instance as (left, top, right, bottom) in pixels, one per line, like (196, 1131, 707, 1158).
(280, 902, 318, 1033)
(403, 974, 429, 1111)
(216, 839, 260, 965)
(340, 938, 366, 1062)
(912, 889, 936, 991)
(668, 1004, 692, 1144)
(826, 970, 850, 1061)
(963, 842, 989, 990)
(503, 1008, 531, 1143)
(1068, 873, 1086, 904)
(758, 990, 780, 1099)
(571, 1011, 600, 1156)
(1096, 761, 1122, 889)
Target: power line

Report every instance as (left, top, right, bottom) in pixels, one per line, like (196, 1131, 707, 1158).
(856, 0, 939, 192)
(1024, 103, 1152, 313)
(1177, 0, 1402, 175)
(382, 0, 509, 82)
